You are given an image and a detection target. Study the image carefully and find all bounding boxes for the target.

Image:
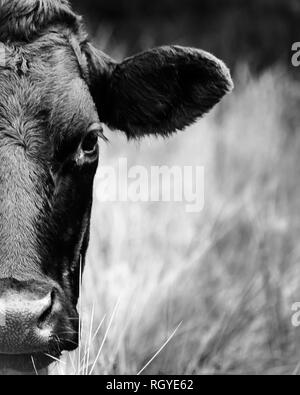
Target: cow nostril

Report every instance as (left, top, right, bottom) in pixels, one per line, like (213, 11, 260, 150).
(37, 289, 56, 329)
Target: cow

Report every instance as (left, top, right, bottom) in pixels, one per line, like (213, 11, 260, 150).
(0, 0, 233, 374)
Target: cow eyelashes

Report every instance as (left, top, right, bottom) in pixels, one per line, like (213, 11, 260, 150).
(80, 123, 105, 158)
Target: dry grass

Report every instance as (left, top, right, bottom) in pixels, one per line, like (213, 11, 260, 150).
(51, 66, 300, 375)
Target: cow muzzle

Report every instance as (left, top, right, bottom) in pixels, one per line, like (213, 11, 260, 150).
(0, 278, 78, 374)
(0, 279, 62, 356)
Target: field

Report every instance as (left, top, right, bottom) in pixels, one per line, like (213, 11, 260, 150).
(50, 65, 300, 375)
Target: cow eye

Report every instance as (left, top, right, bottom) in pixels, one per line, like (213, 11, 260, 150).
(81, 131, 99, 155)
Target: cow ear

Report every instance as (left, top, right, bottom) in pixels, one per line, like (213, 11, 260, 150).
(84, 44, 233, 138)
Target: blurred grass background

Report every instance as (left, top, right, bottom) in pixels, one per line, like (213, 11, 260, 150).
(53, 0, 300, 375)
(72, 0, 300, 74)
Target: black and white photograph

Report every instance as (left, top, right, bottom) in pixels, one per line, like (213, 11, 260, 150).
(0, 0, 299, 378)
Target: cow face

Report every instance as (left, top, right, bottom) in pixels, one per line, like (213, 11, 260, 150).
(0, 0, 233, 373)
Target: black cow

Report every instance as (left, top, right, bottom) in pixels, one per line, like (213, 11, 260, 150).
(0, 0, 233, 374)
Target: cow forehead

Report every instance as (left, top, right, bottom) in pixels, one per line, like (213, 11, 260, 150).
(0, 37, 98, 153)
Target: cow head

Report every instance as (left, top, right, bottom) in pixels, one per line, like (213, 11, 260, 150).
(0, 0, 233, 373)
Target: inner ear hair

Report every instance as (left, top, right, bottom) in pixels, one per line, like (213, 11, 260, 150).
(82, 42, 116, 86)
